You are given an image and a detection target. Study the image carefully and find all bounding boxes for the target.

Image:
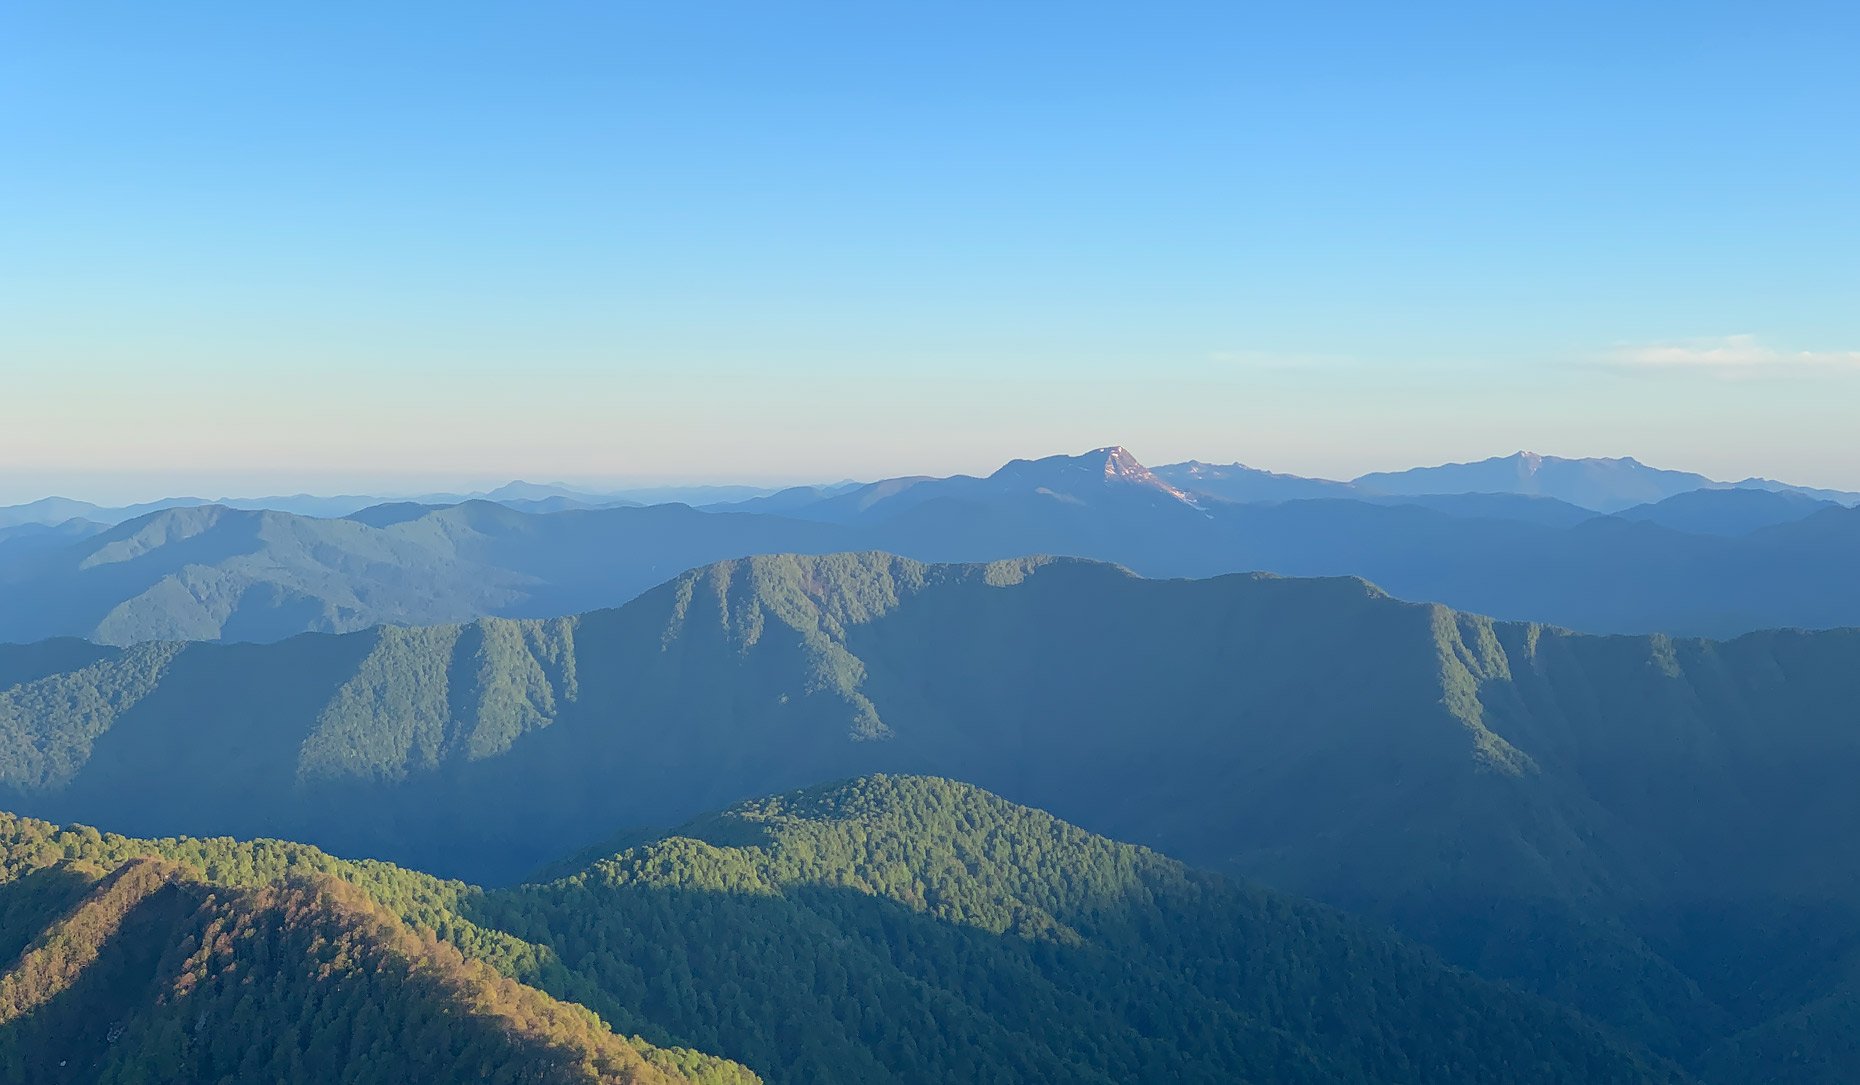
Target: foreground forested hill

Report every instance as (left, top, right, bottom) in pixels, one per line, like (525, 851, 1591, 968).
(0, 776, 1681, 1085)
(0, 854, 751, 1085)
(3, 553, 1860, 1078)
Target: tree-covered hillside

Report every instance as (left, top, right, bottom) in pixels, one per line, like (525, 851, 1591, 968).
(0, 777, 1681, 1085)
(0, 852, 752, 1085)
(3, 553, 1860, 1078)
(480, 775, 1684, 1085)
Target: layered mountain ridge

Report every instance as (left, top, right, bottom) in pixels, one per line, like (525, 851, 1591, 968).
(3, 552, 1860, 1078)
(5, 447, 1860, 645)
(11, 447, 1852, 530)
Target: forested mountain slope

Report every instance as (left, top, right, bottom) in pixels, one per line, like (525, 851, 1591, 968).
(0, 778, 1682, 1085)
(0, 852, 750, 1085)
(3, 553, 1860, 1077)
(480, 775, 1684, 1085)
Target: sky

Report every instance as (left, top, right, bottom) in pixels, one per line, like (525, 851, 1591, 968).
(3, 1, 1857, 503)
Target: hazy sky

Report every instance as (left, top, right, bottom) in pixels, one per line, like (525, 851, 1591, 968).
(4, 2, 1857, 503)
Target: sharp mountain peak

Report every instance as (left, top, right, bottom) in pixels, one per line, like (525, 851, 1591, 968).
(992, 445, 1191, 494)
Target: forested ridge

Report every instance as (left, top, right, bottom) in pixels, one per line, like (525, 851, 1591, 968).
(1, 776, 1681, 1084)
(0, 849, 753, 1084)
(4, 552, 1860, 1079)
(474, 775, 1686, 1084)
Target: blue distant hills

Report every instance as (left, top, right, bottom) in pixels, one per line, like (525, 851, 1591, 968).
(2, 446, 1856, 645)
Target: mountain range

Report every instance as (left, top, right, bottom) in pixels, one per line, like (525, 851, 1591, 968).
(1349, 450, 1859, 509)
(3, 447, 1858, 645)
(4, 552, 1860, 1080)
(8, 448, 1851, 532)
(0, 482, 858, 531)
(1178, 449, 1859, 510)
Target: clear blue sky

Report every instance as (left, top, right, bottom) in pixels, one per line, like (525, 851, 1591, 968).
(3, 1, 1856, 502)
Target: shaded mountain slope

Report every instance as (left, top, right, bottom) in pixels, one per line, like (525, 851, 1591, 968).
(1616, 487, 1836, 536)
(0, 520, 108, 562)
(3, 553, 1860, 1076)
(1206, 498, 1860, 635)
(0, 501, 857, 645)
(1361, 491, 1600, 526)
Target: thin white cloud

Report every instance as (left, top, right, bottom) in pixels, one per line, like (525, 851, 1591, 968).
(1606, 334, 1860, 377)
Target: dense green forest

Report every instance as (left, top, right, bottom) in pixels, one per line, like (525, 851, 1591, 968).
(472, 775, 1687, 1084)
(4, 552, 1860, 1078)
(1, 776, 1681, 1084)
(0, 851, 753, 1084)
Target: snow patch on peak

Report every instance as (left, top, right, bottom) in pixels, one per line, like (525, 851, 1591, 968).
(1092, 446, 1149, 479)
(989, 447, 1205, 511)
(1089, 448, 1205, 509)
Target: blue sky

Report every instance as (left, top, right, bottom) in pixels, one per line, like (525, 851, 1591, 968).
(3, 1, 1856, 502)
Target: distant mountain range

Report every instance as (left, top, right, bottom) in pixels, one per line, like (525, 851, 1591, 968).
(1157, 450, 1859, 511)
(1352, 451, 1718, 509)
(0, 481, 846, 530)
(4, 553, 1858, 1080)
(2, 446, 1857, 644)
(6, 448, 1851, 531)
(1348, 450, 1860, 510)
